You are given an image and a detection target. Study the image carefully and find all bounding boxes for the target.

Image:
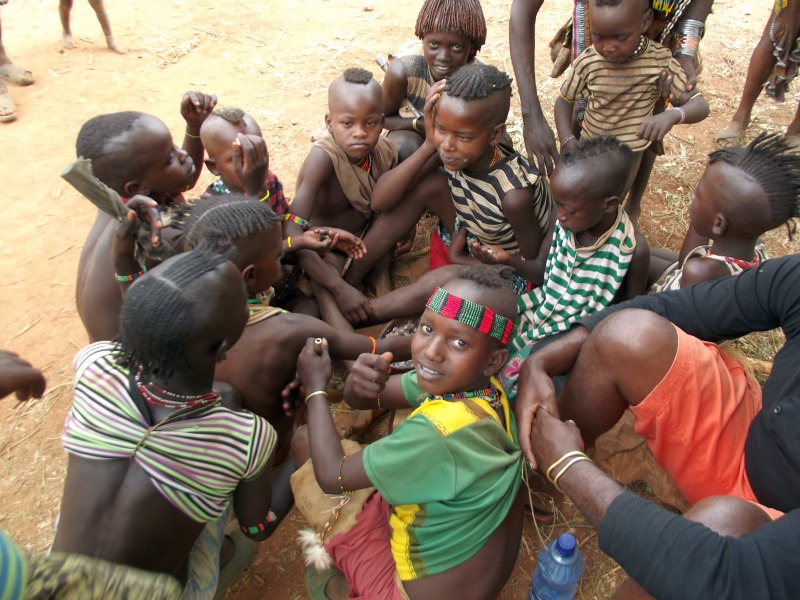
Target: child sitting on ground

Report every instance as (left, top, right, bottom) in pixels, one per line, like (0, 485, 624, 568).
(382, 0, 487, 161)
(292, 266, 522, 600)
(75, 93, 216, 342)
(501, 136, 649, 398)
(59, 0, 124, 53)
(346, 63, 553, 288)
(554, 0, 709, 223)
(650, 133, 800, 292)
(285, 68, 399, 330)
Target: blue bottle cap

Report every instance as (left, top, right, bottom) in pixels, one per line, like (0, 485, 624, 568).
(555, 533, 577, 557)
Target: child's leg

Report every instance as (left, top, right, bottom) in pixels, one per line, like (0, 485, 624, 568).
(717, 16, 775, 147)
(344, 170, 454, 287)
(88, 0, 124, 53)
(369, 264, 463, 323)
(622, 150, 646, 225)
(386, 130, 424, 163)
(58, 0, 75, 49)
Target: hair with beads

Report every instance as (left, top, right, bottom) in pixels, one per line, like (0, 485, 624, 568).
(177, 193, 281, 250)
(415, 0, 487, 56)
(76, 111, 153, 194)
(118, 248, 232, 379)
(343, 67, 374, 85)
(709, 132, 800, 227)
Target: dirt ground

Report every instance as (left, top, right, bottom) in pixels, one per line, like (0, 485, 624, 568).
(0, 0, 798, 598)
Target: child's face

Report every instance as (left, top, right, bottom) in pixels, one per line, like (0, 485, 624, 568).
(134, 116, 196, 195)
(245, 223, 283, 296)
(325, 85, 384, 163)
(411, 303, 503, 396)
(551, 165, 610, 233)
(589, 0, 652, 63)
(421, 30, 473, 82)
(433, 95, 500, 172)
(203, 117, 264, 193)
(688, 162, 724, 238)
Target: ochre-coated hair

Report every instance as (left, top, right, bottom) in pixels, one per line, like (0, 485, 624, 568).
(415, 0, 487, 55)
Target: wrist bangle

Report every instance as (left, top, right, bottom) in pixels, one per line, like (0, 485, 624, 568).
(670, 106, 686, 124)
(545, 450, 588, 483)
(304, 390, 328, 404)
(411, 117, 420, 133)
(258, 189, 271, 203)
(551, 455, 593, 493)
(115, 267, 147, 282)
(185, 129, 201, 139)
(560, 135, 576, 151)
(287, 236, 293, 250)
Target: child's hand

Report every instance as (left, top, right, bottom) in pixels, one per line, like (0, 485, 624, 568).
(0, 350, 46, 401)
(232, 133, 269, 198)
(470, 240, 511, 265)
(296, 338, 332, 395)
(113, 195, 162, 251)
(296, 229, 335, 254)
(423, 79, 447, 141)
(327, 228, 366, 259)
(637, 111, 680, 143)
(181, 91, 217, 130)
(335, 284, 377, 326)
(280, 375, 305, 418)
(346, 351, 393, 402)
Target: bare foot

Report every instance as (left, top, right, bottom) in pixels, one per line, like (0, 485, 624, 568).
(62, 32, 74, 50)
(105, 35, 126, 54)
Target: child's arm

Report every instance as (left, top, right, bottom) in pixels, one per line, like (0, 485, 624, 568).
(381, 60, 418, 134)
(180, 91, 217, 188)
(371, 80, 448, 212)
(678, 256, 736, 289)
(637, 91, 709, 143)
(618, 227, 650, 300)
(447, 226, 482, 266)
(231, 133, 270, 199)
(232, 452, 276, 541)
(110, 196, 163, 294)
(554, 95, 578, 153)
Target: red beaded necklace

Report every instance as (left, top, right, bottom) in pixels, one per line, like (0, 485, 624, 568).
(705, 250, 761, 270)
(135, 371, 221, 408)
(358, 155, 372, 173)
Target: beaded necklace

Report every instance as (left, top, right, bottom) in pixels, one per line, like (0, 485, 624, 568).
(427, 387, 501, 410)
(488, 146, 502, 169)
(135, 371, 221, 408)
(705, 250, 762, 270)
(626, 36, 648, 61)
(358, 155, 372, 174)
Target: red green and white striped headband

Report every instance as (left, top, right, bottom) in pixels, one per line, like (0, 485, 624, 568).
(425, 287, 516, 345)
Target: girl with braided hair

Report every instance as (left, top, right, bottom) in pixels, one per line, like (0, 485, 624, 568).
(54, 248, 278, 598)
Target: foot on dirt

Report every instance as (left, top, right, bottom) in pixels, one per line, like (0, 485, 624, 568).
(62, 32, 74, 49)
(0, 84, 16, 123)
(105, 35, 126, 54)
(715, 121, 745, 149)
(0, 63, 34, 86)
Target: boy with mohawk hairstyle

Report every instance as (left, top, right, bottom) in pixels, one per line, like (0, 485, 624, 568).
(383, 0, 487, 161)
(285, 67, 399, 330)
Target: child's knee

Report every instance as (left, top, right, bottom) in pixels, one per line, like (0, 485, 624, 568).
(291, 425, 311, 466)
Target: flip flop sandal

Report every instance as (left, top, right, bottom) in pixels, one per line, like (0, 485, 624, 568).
(714, 123, 745, 149)
(0, 88, 16, 123)
(0, 63, 34, 86)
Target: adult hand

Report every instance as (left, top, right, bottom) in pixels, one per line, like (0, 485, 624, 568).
(0, 350, 46, 401)
(522, 111, 558, 177)
(232, 133, 269, 198)
(334, 283, 377, 325)
(180, 91, 217, 131)
(529, 407, 585, 477)
(516, 356, 561, 468)
(345, 352, 393, 402)
(296, 337, 332, 394)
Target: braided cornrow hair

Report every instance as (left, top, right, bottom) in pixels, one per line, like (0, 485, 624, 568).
(445, 63, 513, 102)
(560, 136, 634, 166)
(709, 132, 800, 228)
(176, 193, 281, 250)
(118, 248, 232, 379)
(560, 137, 634, 198)
(415, 0, 487, 56)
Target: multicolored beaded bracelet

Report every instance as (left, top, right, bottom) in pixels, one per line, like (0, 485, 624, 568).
(240, 510, 277, 535)
(425, 287, 516, 345)
(283, 213, 310, 229)
(114, 267, 147, 282)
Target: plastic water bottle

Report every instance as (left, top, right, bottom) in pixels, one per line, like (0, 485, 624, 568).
(529, 532, 585, 600)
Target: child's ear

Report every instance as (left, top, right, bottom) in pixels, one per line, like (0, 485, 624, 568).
(241, 264, 258, 294)
(483, 347, 510, 377)
(603, 195, 620, 214)
(325, 113, 333, 132)
(490, 123, 506, 146)
(124, 180, 149, 197)
(712, 213, 728, 236)
(204, 158, 220, 177)
(642, 8, 654, 33)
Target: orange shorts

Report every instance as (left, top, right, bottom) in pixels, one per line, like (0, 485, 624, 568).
(631, 325, 781, 518)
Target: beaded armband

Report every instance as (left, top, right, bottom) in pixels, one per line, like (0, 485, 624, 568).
(115, 267, 147, 282)
(283, 213, 310, 229)
(240, 510, 278, 535)
(425, 287, 516, 345)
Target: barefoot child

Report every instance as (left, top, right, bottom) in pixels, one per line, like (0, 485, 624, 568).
(59, 0, 124, 53)
(650, 133, 800, 292)
(285, 68, 398, 330)
(382, 0, 487, 161)
(74, 93, 216, 342)
(347, 63, 553, 288)
(501, 136, 650, 397)
(554, 0, 710, 222)
(55, 249, 278, 597)
(292, 267, 522, 600)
